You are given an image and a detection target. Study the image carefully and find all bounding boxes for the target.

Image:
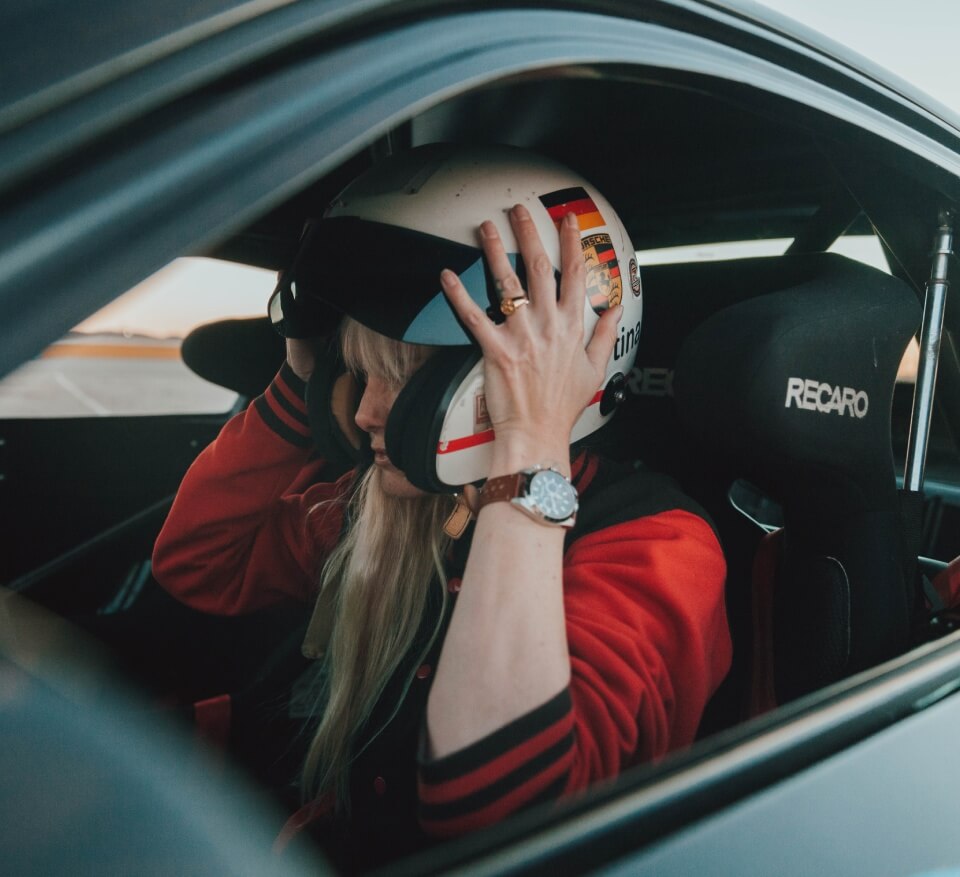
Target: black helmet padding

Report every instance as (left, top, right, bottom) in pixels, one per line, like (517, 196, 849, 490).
(673, 254, 922, 697)
(306, 338, 369, 469)
(385, 347, 481, 492)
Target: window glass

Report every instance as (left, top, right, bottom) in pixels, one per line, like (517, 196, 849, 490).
(827, 232, 887, 271)
(635, 232, 890, 269)
(635, 233, 919, 383)
(0, 258, 275, 418)
(826, 233, 919, 383)
(635, 237, 793, 266)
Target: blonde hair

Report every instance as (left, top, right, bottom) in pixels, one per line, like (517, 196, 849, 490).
(301, 319, 455, 805)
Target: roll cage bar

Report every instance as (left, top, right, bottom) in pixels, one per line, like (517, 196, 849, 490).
(904, 208, 955, 492)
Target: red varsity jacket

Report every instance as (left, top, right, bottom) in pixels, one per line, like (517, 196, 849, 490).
(152, 362, 731, 871)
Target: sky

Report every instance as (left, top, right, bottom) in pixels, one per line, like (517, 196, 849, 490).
(74, 258, 275, 339)
(75, 0, 960, 340)
(755, 0, 960, 113)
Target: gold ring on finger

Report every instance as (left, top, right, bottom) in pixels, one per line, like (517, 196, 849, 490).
(500, 295, 530, 316)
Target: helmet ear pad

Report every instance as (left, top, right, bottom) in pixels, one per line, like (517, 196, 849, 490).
(385, 347, 481, 493)
(306, 338, 369, 469)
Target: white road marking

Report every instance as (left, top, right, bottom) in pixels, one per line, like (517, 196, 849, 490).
(1, 357, 238, 418)
(53, 370, 111, 415)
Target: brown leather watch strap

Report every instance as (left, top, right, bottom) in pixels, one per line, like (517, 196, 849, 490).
(477, 472, 526, 510)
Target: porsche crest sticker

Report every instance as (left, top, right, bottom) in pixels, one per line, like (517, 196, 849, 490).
(539, 186, 623, 315)
(581, 233, 623, 314)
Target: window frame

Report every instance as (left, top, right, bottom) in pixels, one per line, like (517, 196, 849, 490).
(5, 4, 960, 873)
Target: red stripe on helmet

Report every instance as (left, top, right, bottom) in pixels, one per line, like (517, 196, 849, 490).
(437, 428, 496, 454)
(436, 392, 604, 456)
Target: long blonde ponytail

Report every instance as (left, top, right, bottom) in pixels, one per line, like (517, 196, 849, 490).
(301, 320, 454, 805)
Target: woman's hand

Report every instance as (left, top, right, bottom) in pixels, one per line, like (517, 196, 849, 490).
(440, 205, 621, 477)
(426, 206, 621, 759)
(286, 338, 316, 382)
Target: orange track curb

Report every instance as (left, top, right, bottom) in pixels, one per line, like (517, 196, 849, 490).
(42, 342, 181, 360)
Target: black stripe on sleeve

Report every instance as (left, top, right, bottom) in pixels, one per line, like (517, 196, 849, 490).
(253, 396, 313, 448)
(269, 381, 309, 428)
(419, 728, 573, 820)
(522, 773, 570, 811)
(420, 688, 572, 783)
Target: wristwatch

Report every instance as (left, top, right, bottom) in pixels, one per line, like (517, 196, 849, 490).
(478, 465, 578, 527)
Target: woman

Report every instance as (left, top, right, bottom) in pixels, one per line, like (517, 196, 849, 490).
(152, 146, 731, 870)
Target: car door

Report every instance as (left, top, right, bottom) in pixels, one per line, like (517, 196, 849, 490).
(4, 2, 960, 874)
(0, 258, 280, 611)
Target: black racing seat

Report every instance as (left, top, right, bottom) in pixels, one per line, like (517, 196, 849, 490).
(181, 316, 286, 399)
(600, 254, 867, 729)
(671, 253, 922, 707)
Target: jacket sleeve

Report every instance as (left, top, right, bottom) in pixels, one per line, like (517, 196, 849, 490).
(417, 509, 731, 836)
(152, 362, 349, 614)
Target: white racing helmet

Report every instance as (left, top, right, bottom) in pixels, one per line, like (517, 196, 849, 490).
(281, 144, 642, 491)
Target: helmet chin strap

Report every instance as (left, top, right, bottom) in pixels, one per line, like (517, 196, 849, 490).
(384, 346, 480, 493)
(329, 372, 364, 453)
(441, 488, 478, 540)
(306, 340, 370, 468)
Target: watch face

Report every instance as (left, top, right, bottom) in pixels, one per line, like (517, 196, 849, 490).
(529, 469, 578, 521)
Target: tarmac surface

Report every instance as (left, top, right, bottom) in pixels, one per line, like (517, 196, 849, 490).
(0, 335, 237, 418)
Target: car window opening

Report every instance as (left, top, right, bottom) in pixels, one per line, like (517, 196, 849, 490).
(7, 45, 960, 876)
(0, 258, 274, 419)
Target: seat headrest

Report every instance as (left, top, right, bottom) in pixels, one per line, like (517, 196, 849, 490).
(637, 254, 830, 368)
(181, 317, 286, 399)
(605, 254, 850, 475)
(673, 254, 920, 510)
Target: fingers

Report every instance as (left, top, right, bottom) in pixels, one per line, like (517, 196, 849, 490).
(505, 206, 556, 307)
(478, 220, 527, 315)
(585, 303, 622, 373)
(557, 211, 587, 319)
(500, 206, 586, 323)
(440, 268, 502, 351)
(443, 204, 583, 344)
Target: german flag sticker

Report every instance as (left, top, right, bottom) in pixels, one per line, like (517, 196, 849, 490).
(539, 186, 605, 232)
(540, 187, 622, 314)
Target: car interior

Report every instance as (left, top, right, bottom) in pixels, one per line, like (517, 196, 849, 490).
(3, 63, 960, 869)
